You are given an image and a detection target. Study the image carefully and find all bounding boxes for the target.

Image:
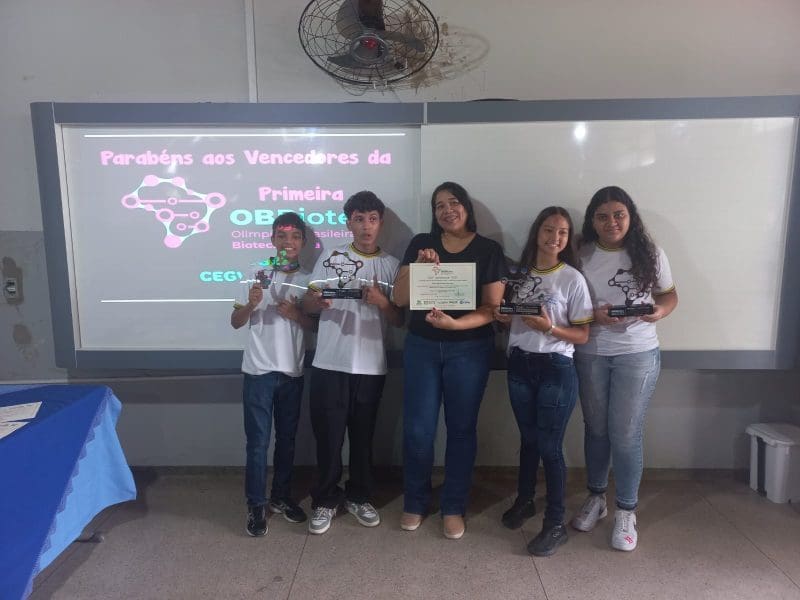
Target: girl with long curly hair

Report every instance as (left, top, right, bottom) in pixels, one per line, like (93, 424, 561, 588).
(571, 186, 678, 552)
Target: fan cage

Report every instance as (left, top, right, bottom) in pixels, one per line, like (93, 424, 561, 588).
(298, 0, 439, 85)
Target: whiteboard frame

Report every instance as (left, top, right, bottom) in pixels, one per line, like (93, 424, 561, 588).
(31, 98, 800, 370)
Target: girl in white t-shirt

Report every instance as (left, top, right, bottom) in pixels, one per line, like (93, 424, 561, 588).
(571, 186, 678, 552)
(495, 206, 593, 557)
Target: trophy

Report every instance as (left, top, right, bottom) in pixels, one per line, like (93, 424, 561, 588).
(606, 268, 654, 317)
(320, 249, 365, 299)
(607, 304, 654, 317)
(499, 267, 543, 315)
(253, 249, 290, 289)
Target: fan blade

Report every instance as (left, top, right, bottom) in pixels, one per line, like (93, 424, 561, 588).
(328, 38, 384, 68)
(356, 0, 385, 29)
(336, 0, 362, 39)
(328, 54, 363, 69)
(381, 30, 425, 53)
(336, 0, 388, 40)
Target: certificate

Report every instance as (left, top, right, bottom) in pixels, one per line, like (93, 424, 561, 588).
(409, 262, 476, 311)
(0, 401, 41, 423)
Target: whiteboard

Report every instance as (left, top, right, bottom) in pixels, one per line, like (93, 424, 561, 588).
(31, 100, 800, 369)
(421, 118, 796, 351)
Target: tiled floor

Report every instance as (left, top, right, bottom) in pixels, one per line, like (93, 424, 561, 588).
(30, 468, 800, 600)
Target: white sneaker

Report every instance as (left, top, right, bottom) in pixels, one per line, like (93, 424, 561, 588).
(308, 506, 336, 535)
(611, 509, 638, 551)
(345, 500, 381, 527)
(571, 494, 608, 531)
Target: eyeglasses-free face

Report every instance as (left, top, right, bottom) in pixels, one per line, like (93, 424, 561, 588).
(592, 201, 629, 248)
(271, 226, 305, 259)
(536, 214, 570, 264)
(433, 190, 468, 234)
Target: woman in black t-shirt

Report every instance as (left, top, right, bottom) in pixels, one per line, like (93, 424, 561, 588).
(393, 181, 506, 540)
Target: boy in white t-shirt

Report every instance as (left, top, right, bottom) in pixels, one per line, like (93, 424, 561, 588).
(303, 191, 403, 535)
(231, 212, 316, 537)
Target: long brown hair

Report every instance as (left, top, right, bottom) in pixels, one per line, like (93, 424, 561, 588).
(519, 206, 577, 271)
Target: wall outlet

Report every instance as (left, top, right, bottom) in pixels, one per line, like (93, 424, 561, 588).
(3, 277, 18, 301)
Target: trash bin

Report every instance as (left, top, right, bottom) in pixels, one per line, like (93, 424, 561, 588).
(745, 423, 800, 503)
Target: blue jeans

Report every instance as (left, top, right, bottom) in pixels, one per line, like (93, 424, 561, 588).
(507, 348, 578, 526)
(574, 348, 661, 510)
(243, 371, 304, 507)
(402, 332, 493, 516)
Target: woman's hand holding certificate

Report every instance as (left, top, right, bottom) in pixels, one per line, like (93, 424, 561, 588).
(409, 262, 477, 311)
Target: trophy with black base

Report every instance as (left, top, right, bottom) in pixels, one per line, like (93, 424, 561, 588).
(607, 304, 654, 317)
(499, 269, 543, 316)
(320, 249, 365, 299)
(606, 267, 654, 317)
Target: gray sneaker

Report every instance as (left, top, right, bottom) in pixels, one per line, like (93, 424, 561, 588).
(571, 493, 608, 531)
(309, 506, 336, 535)
(345, 500, 381, 527)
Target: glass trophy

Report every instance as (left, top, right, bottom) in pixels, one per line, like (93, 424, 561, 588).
(606, 268, 654, 316)
(499, 267, 543, 315)
(320, 249, 364, 299)
(253, 249, 290, 289)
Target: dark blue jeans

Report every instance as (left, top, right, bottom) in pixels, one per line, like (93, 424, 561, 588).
(507, 347, 578, 526)
(402, 332, 493, 516)
(243, 371, 304, 507)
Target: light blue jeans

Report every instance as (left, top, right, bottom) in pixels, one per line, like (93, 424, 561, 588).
(574, 348, 660, 510)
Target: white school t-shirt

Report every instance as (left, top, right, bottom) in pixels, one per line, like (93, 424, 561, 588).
(309, 243, 400, 375)
(235, 269, 311, 377)
(578, 243, 675, 356)
(507, 262, 594, 358)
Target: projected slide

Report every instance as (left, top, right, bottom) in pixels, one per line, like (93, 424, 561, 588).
(60, 126, 420, 350)
(120, 175, 227, 249)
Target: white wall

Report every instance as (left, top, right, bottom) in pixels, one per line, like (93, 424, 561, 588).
(2, 0, 800, 467)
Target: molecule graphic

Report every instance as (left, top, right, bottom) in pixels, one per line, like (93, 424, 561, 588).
(323, 250, 364, 288)
(608, 268, 648, 306)
(121, 175, 226, 248)
(502, 273, 543, 305)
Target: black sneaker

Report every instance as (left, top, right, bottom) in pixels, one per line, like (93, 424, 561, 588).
(527, 523, 568, 557)
(246, 505, 267, 537)
(268, 498, 307, 523)
(501, 496, 536, 529)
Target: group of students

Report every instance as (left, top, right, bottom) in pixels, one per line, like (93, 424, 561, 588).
(231, 182, 677, 557)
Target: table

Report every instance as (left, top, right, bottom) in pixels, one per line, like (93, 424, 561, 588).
(0, 385, 137, 600)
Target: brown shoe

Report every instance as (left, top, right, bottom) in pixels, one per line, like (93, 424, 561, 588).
(400, 512, 423, 531)
(443, 515, 465, 539)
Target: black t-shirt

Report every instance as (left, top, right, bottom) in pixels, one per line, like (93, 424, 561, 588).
(401, 232, 508, 341)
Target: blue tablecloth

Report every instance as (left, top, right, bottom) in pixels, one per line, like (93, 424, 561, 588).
(0, 385, 137, 600)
